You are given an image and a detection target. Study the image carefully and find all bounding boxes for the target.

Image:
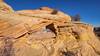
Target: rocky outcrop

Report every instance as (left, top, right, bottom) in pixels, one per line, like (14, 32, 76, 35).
(0, 0, 14, 12)
(94, 27, 100, 37)
(0, 0, 100, 56)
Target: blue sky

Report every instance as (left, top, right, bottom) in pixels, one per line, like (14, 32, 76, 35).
(4, 0, 100, 26)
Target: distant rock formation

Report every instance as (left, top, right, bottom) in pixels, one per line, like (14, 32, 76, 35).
(0, 0, 100, 56)
(94, 27, 100, 37)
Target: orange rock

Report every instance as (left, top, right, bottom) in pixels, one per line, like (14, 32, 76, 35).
(0, 1, 100, 56)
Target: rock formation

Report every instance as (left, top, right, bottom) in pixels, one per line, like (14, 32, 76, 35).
(94, 27, 100, 38)
(0, 0, 100, 56)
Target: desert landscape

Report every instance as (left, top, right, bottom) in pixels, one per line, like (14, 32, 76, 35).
(0, 0, 100, 56)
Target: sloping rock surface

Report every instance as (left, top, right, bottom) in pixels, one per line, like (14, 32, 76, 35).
(0, 1, 100, 56)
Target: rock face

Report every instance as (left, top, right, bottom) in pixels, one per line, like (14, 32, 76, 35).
(0, 1, 100, 56)
(94, 27, 100, 37)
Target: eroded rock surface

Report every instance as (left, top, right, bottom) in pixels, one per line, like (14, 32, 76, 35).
(0, 0, 100, 56)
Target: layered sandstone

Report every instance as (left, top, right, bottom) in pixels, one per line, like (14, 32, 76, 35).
(0, 0, 100, 56)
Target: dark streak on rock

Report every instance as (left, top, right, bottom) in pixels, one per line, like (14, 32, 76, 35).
(62, 51, 75, 56)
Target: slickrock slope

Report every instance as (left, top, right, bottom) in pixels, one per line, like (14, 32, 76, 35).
(0, 0, 100, 56)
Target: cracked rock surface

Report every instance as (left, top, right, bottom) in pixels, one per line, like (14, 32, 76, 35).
(0, 0, 100, 56)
